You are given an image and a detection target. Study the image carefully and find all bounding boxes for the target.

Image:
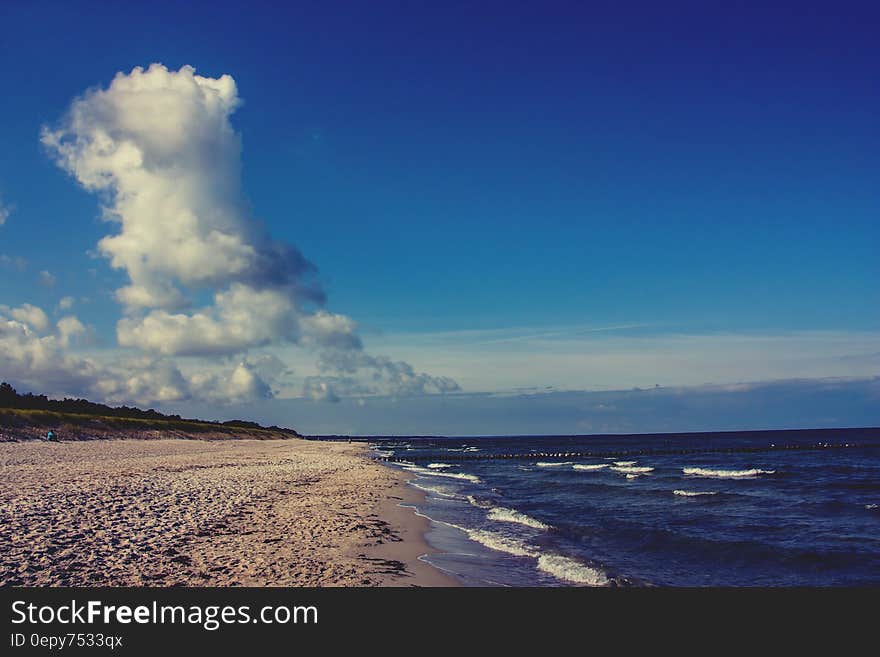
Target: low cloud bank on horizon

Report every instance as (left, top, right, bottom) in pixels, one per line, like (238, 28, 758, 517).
(168, 376, 880, 436)
(1, 64, 458, 406)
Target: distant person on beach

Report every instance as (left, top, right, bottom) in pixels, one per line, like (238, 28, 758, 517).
(46, 430, 56, 442)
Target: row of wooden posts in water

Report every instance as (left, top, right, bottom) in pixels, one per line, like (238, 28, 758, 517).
(372, 441, 877, 463)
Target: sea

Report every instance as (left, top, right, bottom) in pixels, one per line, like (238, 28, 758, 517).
(366, 428, 880, 586)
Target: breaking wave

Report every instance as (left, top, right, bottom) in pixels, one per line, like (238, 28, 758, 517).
(487, 507, 551, 530)
(611, 465, 654, 474)
(466, 495, 495, 509)
(673, 489, 718, 497)
(409, 480, 464, 499)
(449, 523, 609, 585)
(683, 467, 775, 479)
(462, 528, 538, 558)
(401, 464, 482, 483)
(536, 461, 574, 467)
(573, 463, 610, 471)
(536, 554, 610, 586)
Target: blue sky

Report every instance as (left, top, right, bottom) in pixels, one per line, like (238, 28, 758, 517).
(0, 1, 878, 434)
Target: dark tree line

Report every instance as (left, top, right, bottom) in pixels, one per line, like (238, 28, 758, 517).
(0, 382, 297, 434)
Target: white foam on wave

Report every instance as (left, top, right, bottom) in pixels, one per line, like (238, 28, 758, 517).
(613, 461, 636, 466)
(445, 520, 610, 586)
(573, 463, 609, 471)
(466, 495, 495, 509)
(683, 467, 775, 479)
(487, 507, 551, 530)
(409, 480, 464, 499)
(625, 474, 640, 480)
(611, 465, 654, 474)
(426, 463, 453, 469)
(432, 471, 482, 483)
(401, 464, 482, 483)
(536, 554, 610, 586)
(536, 461, 573, 467)
(673, 489, 718, 497)
(866, 504, 878, 510)
(461, 527, 538, 558)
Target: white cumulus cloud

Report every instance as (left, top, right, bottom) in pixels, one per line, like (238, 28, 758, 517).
(0, 304, 281, 406)
(24, 63, 460, 407)
(42, 63, 321, 321)
(1, 304, 50, 333)
(56, 315, 87, 348)
(0, 307, 101, 395)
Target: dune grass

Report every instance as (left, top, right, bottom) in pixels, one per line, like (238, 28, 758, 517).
(0, 407, 299, 440)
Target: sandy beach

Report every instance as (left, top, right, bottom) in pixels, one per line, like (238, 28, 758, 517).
(0, 438, 456, 587)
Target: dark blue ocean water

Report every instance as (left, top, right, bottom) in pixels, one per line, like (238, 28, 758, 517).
(369, 429, 880, 586)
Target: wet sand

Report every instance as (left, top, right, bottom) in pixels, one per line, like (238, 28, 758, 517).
(0, 438, 456, 587)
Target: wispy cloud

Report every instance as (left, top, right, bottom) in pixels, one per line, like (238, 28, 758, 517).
(57, 296, 75, 311)
(37, 270, 57, 287)
(0, 254, 27, 271)
(356, 327, 880, 395)
(0, 194, 12, 226)
(469, 323, 650, 346)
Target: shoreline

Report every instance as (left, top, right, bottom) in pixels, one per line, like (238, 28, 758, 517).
(357, 459, 460, 587)
(0, 437, 458, 587)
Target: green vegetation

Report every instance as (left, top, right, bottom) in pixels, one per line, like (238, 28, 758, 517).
(0, 382, 300, 439)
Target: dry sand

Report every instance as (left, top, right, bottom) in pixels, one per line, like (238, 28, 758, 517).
(0, 438, 456, 587)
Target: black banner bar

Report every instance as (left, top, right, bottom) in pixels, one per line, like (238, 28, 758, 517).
(2, 587, 876, 653)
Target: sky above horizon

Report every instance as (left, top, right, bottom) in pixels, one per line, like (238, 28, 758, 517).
(1, 1, 878, 434)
